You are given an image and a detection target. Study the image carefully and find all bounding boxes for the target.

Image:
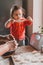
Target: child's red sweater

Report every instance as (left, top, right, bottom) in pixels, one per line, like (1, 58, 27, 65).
(10, 19, 32, 40)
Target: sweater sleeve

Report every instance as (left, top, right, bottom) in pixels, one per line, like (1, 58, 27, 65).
(24, 19, 33, 27)
(5, 18, 13, 28)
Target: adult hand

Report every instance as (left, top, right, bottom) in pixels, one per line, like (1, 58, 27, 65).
(6, 40, 18, 51)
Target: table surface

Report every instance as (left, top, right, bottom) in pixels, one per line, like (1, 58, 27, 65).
(14, 45, 36, 55)
(3, 45, 36, 58)
(11, 46, 43, 65)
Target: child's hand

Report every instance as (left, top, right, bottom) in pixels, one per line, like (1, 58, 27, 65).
(5, 18, 13, 28)
(27, 16, 33, 21)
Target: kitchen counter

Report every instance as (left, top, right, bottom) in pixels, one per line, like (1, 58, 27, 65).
(3, 46, 43, 65)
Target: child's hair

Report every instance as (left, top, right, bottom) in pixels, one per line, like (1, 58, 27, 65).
(10, 5, 25, 18)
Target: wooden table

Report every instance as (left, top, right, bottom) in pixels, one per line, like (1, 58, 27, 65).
(14, 45, 36, 55)
(11, 46, 39, 65)
(11, 46, 43, 65)
(2, 45, 43, 65)
(2, 45, 36, 65)
(3, 45, 36, 58)
(3, 46, 43, 65)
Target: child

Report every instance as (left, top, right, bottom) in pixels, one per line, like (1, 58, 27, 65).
(5, 5, 33, 46)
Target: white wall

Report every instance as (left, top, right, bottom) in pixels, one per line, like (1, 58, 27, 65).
(27, 0, 43, 34)
(42, 0, 43, 26)
(33, 0, 42, 33)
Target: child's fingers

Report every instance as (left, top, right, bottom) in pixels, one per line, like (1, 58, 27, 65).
(27, 16, 33, 21)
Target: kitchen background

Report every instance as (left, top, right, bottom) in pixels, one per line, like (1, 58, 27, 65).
(0, 0, 33, 35)
(0, 0, 43, 36)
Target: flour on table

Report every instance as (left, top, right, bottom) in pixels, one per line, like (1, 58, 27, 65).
(12, 52, 43, 65)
